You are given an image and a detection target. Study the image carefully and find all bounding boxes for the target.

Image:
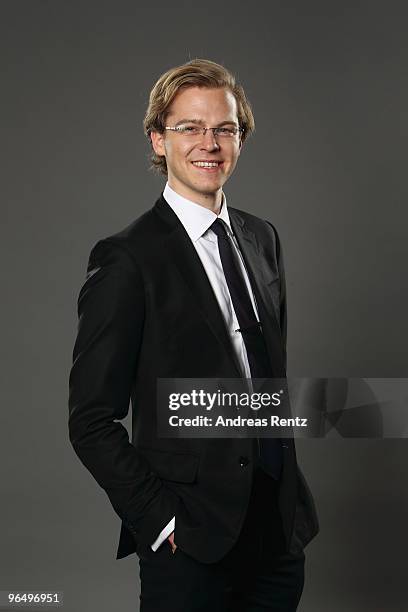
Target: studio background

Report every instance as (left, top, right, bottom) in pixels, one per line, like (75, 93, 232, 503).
(1, 2, 407, 611)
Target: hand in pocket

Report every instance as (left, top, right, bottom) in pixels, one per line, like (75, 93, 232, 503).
(167, 531, 177, 554)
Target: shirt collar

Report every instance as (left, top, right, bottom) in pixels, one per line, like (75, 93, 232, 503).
(163, 181, 233, 243)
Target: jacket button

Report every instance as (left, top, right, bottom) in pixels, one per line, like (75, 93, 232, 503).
(239, 456, 249, 467)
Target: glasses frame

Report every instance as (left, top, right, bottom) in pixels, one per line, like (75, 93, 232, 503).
(164, 125, 245, 139)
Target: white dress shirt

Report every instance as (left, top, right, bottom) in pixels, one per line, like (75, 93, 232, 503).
(151, 181, 261, 551)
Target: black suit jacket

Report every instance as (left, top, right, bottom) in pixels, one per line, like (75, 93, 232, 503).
(68, 193, 319, 563)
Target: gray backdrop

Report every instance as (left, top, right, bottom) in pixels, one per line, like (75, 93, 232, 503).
(1, 1, 407, 611)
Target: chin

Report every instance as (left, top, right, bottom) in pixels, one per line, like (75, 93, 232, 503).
(196, 185, 222, 196)
(196, 177, 224, 189)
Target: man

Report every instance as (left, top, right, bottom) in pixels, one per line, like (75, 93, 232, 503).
(68, 58, 319, 611)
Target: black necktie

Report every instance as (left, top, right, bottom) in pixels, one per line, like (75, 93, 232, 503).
(210, 218, 282, 479)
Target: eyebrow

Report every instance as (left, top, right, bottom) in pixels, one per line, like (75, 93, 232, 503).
(174, 118, 239, 127)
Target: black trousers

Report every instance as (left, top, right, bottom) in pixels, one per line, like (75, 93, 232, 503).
(138, 469, 305, 611)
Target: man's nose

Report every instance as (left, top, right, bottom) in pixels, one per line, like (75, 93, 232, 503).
(200, 129, 220, 150)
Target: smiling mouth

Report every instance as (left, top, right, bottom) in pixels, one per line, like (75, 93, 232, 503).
(191, 161, 223, 171)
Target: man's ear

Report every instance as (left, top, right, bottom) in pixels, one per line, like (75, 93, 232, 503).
(150, 130, 166, 157)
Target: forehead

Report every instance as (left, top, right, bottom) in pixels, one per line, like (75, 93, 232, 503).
(166, 86, 238, 122)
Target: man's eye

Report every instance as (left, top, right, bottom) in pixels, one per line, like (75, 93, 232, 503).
(182, 126, 199, 133)
(217, 128, 231, 135)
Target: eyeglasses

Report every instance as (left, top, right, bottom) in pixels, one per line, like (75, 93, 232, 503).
(164, 124, 244, 139)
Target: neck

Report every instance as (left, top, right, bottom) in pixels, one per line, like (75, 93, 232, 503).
(167, 179, 223, 214)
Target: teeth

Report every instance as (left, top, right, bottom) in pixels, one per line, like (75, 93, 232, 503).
(192, 161, 220, 168)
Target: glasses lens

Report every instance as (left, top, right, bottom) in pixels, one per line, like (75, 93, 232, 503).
(179, 125, 202, 135)
(215, 127, 239, 137)
(176, 125, 241, 138)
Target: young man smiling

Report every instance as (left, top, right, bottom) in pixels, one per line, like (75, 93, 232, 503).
(149, 85, 242, 213)
(68, 59, 319, 611)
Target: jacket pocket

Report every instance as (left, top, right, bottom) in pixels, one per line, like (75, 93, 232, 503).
(139, 447, 200, 483)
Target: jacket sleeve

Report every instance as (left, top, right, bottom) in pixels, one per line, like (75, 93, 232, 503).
(266, 222, 287, 372)
(68, 238, 179, 551)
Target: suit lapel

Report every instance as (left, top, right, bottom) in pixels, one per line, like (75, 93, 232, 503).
(229, 209, 286, 377)
(154, 195, 243, 377)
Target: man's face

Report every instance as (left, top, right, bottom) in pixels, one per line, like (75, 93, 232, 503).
(150, 86, 243, 209)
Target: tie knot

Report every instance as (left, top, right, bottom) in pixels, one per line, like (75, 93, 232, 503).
(211, 218, 229, 240)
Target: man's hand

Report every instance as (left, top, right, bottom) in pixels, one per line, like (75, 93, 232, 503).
(167, 531, 177, 554)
